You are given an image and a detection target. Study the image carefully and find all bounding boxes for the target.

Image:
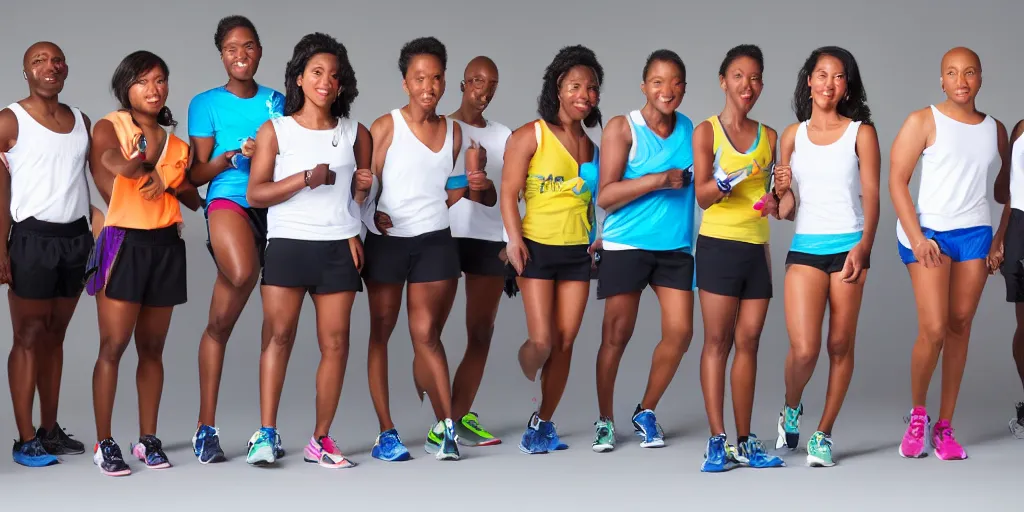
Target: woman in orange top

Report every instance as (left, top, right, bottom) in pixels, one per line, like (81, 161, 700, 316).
(86, 50, 201, 477)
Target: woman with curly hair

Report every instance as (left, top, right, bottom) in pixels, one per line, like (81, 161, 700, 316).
(186, 14, 286, 465)
(693, 44, 784, 472)
(500, 44, 602, 455)
(362, 36, 479, 463)
(87, 50, 203, 476)
(243, 32, 371, 469)
(771, 46, 880, 467)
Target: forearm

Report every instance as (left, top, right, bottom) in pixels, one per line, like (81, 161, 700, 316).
(500, 189, 524, 241)
(0, 173, 10, 245)
(777, 190, 795, 221)
(176, 187, 203, 211)
(189, 155, 230, 186)
(101, 149, 146, 179)
(860, 190, 880, 251)
(247, 172, 307, 208)
(468, 181, 497, 207)
(994, 202, 1011, 244)
(695, 179, 727, 210)
(891, 184, 925, 246)
(597, 173, 662, 212)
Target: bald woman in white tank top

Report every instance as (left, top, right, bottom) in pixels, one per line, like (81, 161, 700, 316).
(889, 47, 1009, 462)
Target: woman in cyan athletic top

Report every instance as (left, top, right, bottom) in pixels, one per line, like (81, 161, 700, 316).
(362, 36, 477, 462)
(693, 44, 785, 472)
(591, 49, 695, 453)
(87, 51, 203, 477)
(244, 32, 369, 469)
(444, 55, 511, 447)
(501, 45, 602, 455)
(186, 14, 285, 465)
(996, 116, 1024, 439)
(890, 47, 1008, 461)
(772, 46, 880, 467)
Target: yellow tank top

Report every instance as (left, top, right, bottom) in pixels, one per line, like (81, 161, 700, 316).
(698, 116, 772, 244)
(520, 120, 594, 246)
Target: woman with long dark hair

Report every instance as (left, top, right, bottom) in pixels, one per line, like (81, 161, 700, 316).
(87, 50, 202, 476)
(243, 32, 370, 469)
(500, 45, 602, 454)
(772, 46, 880, 467)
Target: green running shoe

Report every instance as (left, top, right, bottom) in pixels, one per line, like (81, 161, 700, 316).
(424, 421, 445, 454)
(592, 418, 615, 453)
(806, 431, 835, 467)
(454, 412, 501, 446)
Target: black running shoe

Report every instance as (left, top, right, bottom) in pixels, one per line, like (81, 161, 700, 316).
(38, 422, 85, 455)
(93, 438, 131, 477)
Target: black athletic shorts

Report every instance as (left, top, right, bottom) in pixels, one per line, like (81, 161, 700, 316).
(261, 237, 362, 294)
(596, 248, 694, 299)
(7, 216, 93, 300)
(694, 234, 772, 299)
(204, 199, 268, 269)
(105, 225, 187, 307)
(362, 228, 461, 284)
(1002, 208, 1024, 302)
(785, 250, 870, 274)
(458, 238, 505, 277)
(518, 238, 591, 282)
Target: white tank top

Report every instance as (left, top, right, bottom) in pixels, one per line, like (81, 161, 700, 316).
(266, 116, 362, 241)
(897, 105, 998, 245)
(1010, 133, 1024, 212)
(791, 120, 864, 235)
(447, 119, 511, 242)
(377, 109, 455, 237)
(4, 102, 90, 224)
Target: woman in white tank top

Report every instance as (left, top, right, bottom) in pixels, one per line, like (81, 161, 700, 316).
(771, 47, 880, 467)
(244, 33, 371, 469)
(889, 47, 1009, 462)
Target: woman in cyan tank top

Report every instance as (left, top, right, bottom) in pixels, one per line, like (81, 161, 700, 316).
(500, 45, 602, 455)
(692, 44, 785, 472)
(772, 47, 880, 467)
(890, 47, 1008, 461)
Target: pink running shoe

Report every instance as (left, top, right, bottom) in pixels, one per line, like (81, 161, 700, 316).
(931, 420, 967, 460)
(303, 435, 356, 469)
(898, 406, 929, 458)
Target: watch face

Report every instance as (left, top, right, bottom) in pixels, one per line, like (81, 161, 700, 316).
(137, 134, 148, 154)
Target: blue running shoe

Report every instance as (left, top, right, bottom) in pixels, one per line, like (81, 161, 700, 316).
(193, 424, 226, 464)
(736, 434, 786, 468)
(12, 437, 58, 467)
(372, 429, 411, 462)
(632, 404, 665, 448)
(537, 416, 568, 451)
(518, 413, 549, 454)
(701, 434, 739, 473)
(273, 429, 285, 459)
(246, 427, 278, 466)
(131, 435, 171, 469)
(436, 419, 460, 461)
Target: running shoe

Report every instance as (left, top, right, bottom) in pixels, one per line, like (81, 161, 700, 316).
(898, 406, 929, 458)
(246, 427, 278, 466)
(930, 419, 967, 460)
(303, 435, 356, 468)
(538, 416, 568, 451)
(735, 434, 785, 468)
(632, 404, 665, 448)
(371, 429, 411, 462)
(273, 429, 285, 459)
(436, 418, 460, 461)
(131, 435, 171, 469)
(806, 431, 835, 467)
(193, 424, 226, 464)
(592, 418, 615, 453)
(518, 412, 549, 454)
(424, 420, 444, 454)
(12, 437, 59, 467)
(775, 402, 802, 450)
(1009, 401, 1024, 439)
(37, 422, 85, 455)
(700, 434, 739, 473)
(93, 438, 131, 477)
(454, 412, 501, 446)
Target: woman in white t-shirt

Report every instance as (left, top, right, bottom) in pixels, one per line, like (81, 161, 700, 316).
(773, 46, 880, 467)
(245, 32, 372, 469)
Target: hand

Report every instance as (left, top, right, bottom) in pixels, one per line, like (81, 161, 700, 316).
(759, 192, 779, 218)
(840, 243, 869, 283)
(325, 169, 337, 186)
(716, 178, 733, 194)
(505, 237, 531, 275)
(662, 169, 686, 189)
(240, 137, 256, 158)
(373, 210, 393, 235)
(588, 238, 603, 270)
(222, 150, 240, 168)
(348, 236, 364, 272)
(306, 163, 330, 189)
(774, 164, 792, 195)
(988, 239, 1005, 275)
(912, 237, 944, 268)
(139, 171, 166, 201)
(0, 249, 11, 285)
(465, 140, 487, 173)
(353, 168, 373, 192)
(467, 170, 490, 191)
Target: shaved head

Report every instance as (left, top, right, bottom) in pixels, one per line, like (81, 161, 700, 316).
(941, 46, 981, 72)
(23, 41, 63, 68)
(464, 55, 497, 78)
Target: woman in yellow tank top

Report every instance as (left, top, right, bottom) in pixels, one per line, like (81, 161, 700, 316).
(692, 44, 785, 472)
(500, 45, 602, 454)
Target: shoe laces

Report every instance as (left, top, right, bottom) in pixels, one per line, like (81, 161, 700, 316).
(935, 425, 957, 443)
(203, 429, 223, 454)
(463, 413, 481, 430)
(903, 412, 928, 438)
(21, 438, 48, 457)
(102, 440, 125, 462)
(743, 437, 767, 456)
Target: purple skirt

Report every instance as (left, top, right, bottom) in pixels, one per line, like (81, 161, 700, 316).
(84, 226, 127, 296)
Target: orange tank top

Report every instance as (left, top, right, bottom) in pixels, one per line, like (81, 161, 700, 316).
(101, 110, 189, 230)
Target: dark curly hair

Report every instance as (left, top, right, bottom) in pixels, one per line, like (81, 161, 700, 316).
(538, 45, 604, 128)
(792, 46, 872, 125)
(718, 44, 764, 77)
(110, 50, 176, 128)
(214, 15, 260, 52)
(283, 33, 358, 118)
(643, 49, 686, 82)
(398, 36, 447, 77)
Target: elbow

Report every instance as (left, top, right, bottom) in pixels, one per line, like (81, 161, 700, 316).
(246, 192, 265, 209)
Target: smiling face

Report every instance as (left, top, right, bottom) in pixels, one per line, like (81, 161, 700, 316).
(23, 42, 68, 98)
(403, 53, 445, 111)
(940, 47, 982, 105)
(719, 55, 763, 114)
(807, 54, 847, 112)
(297, 52, 341, 111)
(642, 59, 685, 116)
(128, 65, 169, 116)
(220, 26, 262, 82)
(558, 65, 600, 122)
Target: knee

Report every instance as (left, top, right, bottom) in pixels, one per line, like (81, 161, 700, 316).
(662, 324, 694, 354)
(791, 340, 821, 367)
(466, 320, 495, 349)
(135, 337, 166, 361)
(410, 323, 442, 351)
(97, 336, 130, 363)
(224, 267, 258, 291)
(600, 315, 635, 352)
(13, 317, 49, 348)
(319, 332, 350, 358)
(826, 336, 854, 359)
(734, 332, 762, 354)
(947, 313, 975, 338)
(265, 326, 295, 351)
(703, 330, 734, 355)
(918, 322, 947, 347)
(206, 313, 236, 344)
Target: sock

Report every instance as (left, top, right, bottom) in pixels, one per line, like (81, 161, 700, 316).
(737, 436, 749, 445)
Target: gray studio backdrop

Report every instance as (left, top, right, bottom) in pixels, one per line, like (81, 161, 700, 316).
(0, 0, 1021, 510)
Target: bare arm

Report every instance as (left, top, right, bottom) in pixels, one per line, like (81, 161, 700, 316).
(187, 136, 234, 186)
(351, 122, 373, 205)
(994, 119, 1016, 205)
(369, 114, 393, 203)
(446, 120, 466, 208)
(889, 109, 933, 249)
(856, 123, 882, 251)
(245, 120, 304, 208)
(692, 121, 726, 210)
(91, 118, 148, 179)
(0, 109, 18, 249)
(993, 121, 1024, 248)
(596, 115, 666, 212)
(776, 123, 797, 221)
(500, 122, 538, 243)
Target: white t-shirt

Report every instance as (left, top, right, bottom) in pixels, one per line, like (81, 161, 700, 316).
(447, 119, 511, 242)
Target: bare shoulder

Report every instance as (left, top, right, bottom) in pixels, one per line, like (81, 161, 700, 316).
(369, 112, 394, 138)
(1011, 119, 1024, 143)
(856, 121, 878, 139)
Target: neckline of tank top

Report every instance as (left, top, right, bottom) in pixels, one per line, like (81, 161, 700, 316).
(715, 115, 762, 155)
(281, 115, 346, 146)
(630, 110, 680, 141)
(11, 102, 80, 136)
(394, 109, 449, 155)
(930, 104, 990, 127)
(453, 117, 491, 130)
(801, 119, 858, 149)
(540, 119, 595, 168)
